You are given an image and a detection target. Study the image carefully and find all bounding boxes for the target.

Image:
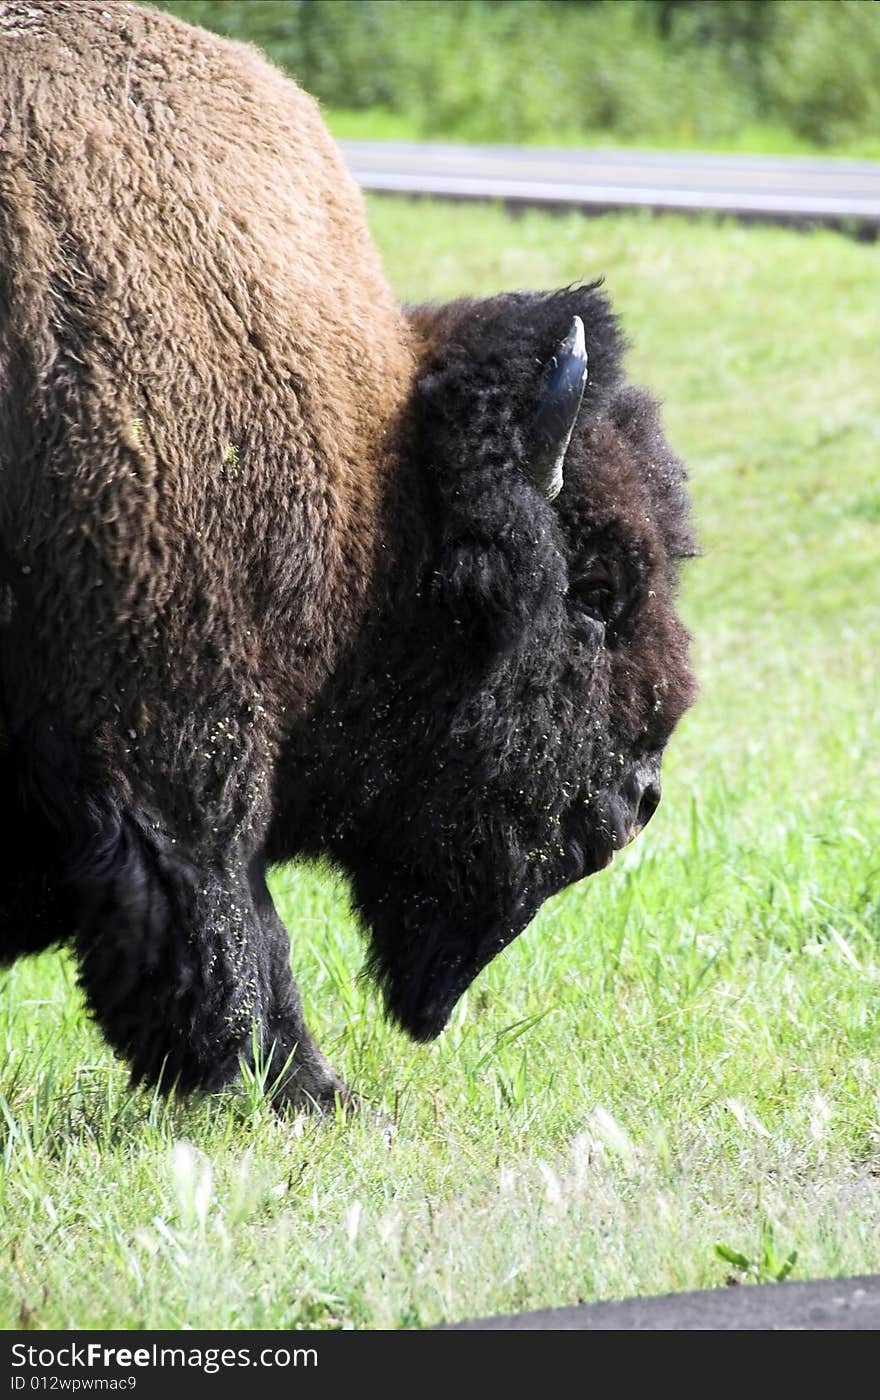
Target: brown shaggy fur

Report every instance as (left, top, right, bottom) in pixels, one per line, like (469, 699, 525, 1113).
(0, 0, 414, 836)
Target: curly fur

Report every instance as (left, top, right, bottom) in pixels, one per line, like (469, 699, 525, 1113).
(0, 1, 696, 1106)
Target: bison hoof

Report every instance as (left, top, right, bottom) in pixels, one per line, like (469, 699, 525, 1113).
(269, 1069, 356, 1119)
(272, 1086, 360, 1120)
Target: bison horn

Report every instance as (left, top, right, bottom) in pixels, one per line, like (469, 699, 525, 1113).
(527, 315, 588, 500)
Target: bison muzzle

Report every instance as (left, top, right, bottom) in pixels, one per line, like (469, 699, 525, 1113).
(0, 1, 697, 1110)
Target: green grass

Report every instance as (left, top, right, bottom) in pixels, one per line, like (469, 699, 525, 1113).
(2, 204, 879, 1329)
(324, 107, 880, 162)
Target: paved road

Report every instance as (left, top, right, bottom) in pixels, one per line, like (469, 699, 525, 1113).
(340, 140, 880, 230)
(447, 1274, 880, 1330)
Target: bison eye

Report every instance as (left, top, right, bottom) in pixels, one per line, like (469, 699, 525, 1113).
(567, 566, 620, 625)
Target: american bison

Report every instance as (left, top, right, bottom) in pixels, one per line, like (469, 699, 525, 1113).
(0, 1, 696, 1110)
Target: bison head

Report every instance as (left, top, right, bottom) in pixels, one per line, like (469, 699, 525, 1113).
(286, 283, 697, 1042)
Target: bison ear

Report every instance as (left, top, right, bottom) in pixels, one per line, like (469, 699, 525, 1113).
(525, 316, 588, 501)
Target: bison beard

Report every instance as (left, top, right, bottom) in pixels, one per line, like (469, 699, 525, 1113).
(0, 1, 697, 1111)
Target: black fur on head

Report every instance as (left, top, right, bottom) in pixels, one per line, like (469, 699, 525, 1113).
(279, 284, 698, 1042)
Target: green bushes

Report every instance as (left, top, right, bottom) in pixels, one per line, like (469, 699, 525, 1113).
(762, 1, 880, 146)
(153, 0, 880, 152)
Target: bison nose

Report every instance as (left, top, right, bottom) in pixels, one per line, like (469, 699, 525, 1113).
(622, 756, 662, 842)
(636, 780, 661, 830)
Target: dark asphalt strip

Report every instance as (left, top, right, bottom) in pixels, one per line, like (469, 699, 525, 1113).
(444, 1274, 880, 1330)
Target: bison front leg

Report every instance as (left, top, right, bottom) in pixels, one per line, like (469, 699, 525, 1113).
(72, 809, 346, 1111)
(248, 856, 350, 1113)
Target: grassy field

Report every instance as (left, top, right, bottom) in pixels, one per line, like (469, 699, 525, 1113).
(1, 202, 878, 1330)
(323, 108, 880, 162)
